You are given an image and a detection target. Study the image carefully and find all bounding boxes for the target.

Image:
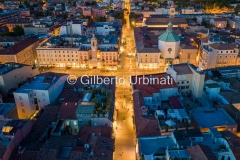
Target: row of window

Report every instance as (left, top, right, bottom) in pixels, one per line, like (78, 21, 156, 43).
(38, 51, 78, 54)
(178, 86, 190, 90)
(39, 58, 116, 62)
(140, 59, 158, 63)
(219, 55, 236, 58)
(177, 81, 189, 84)
(217, 50, 235, 54)
(218, 59, 235, 63)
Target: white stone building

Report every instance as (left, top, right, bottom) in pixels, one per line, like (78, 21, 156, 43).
(13, 73, 68, 119)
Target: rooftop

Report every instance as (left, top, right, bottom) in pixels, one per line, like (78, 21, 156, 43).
(131, 73, 178, 97)
(186, 144, 218, 160)
(168, 63, 193, 75)
(14, 72, 66, 92)
(20, 104, 61, 151)
(78, 126, 112, 142)
(205, 83, 221, 88)
(173, 129, 203, 148)
(76, 102, 95, 114)
(0, 103, 15, 116)
(0, 63, 29, 75)
(145, 17, 187, 26)
(0, 37, 38, 55)
(133, 91, 160, 138)
(190, 108, 237, 128)
(59, 102, 78, 120)
(7, 18, 32, 24)
(169, 96, 183, 109)
(138, 136, 175, 155)
(158, 22, 180, 42)
(209, 43, 237, 50)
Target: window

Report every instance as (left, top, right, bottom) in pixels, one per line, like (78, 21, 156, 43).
(19, 96, 22, 100)
(22, 109, 25, 113)
(73, 121, 77, 125)
(187, 81, 189, 83)
(186, 86, 189, 89)
(21, 102, 24, 106)
(181, 86, 185, 89)
(42, 93, 45, 96)
(76, 59, 78, 61)
(182, 81, 184, 84)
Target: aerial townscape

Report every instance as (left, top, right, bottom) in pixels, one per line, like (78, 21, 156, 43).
(1, 0, 240, 160)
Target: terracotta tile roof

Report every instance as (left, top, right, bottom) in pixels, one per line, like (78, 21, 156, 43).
(186, 144, 217, 160)
(169, 96, 183, 109)
(209, 43, 237, 50)
(59, 102, 78, 119)
(133, 91, 160, 138)
(89, 136, 113, 160)
(78, 126, 112, 142)
(0, 37, 38, 55)
(132, 73, 178, 95)
(145, 18, 187, 25)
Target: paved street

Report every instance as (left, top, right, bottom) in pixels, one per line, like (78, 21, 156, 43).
(41, 3, 164, 160)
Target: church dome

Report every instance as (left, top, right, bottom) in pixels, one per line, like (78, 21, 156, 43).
(158, 22, 180, 42)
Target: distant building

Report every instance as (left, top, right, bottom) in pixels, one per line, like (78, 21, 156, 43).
(142, 17, 188, 28)
(82, 7, 107, 18)
(0, 63, 39, 94)
(6, 18, 33, 32)
(13, 73, 68, 119)
(0, 37, 39, 66)
(20, 10, 30, 18)
(210, 18, 228, 28)
(0, 10, 20, 27)
(166, 63, 205, 98)
(24, 16, 59, 36)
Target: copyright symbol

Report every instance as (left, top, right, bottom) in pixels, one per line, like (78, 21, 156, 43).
(67, 75, 77, 85)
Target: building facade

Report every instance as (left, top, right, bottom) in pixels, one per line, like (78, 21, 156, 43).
(0, 63, 39, 94)
(200, 36, 239, 69)
(13, 73, 68, 119)
(37, 34, 119, 69)
(0, 37, 39, 66)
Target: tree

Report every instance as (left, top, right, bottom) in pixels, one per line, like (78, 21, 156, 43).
(91, 98, 100, 108)
(13, 26, 24, 36)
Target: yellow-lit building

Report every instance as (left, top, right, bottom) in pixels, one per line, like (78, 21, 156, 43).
(37, 34, 119, 69)
(0, 37, 39, 66)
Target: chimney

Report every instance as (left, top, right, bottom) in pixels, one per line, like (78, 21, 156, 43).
(197, 60, 202, 71)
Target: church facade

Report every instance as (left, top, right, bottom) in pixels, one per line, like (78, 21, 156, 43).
(135, 22, 181, 69)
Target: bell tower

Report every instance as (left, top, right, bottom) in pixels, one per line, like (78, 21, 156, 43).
(169, 2, 175, 18)
(90, 34, 98, 60)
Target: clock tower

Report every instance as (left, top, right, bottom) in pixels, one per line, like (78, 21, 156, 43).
(169, 2, 175, 18)
(90, 34, 98, 61)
